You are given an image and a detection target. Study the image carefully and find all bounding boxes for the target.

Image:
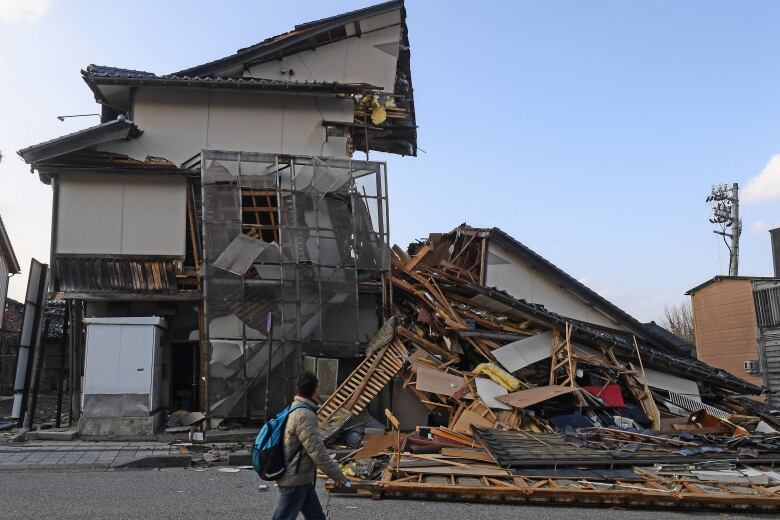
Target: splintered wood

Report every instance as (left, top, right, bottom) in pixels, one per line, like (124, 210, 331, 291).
(330, 473, 780, 512)
(549, 324, 577, 387)
(322, 226, 780, 512)
(317, 339, 407, 423)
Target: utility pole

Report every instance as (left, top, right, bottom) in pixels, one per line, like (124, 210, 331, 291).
(707, 182, 741, 276)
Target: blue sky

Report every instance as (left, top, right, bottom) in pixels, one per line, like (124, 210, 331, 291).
(1, 0, 779, 321)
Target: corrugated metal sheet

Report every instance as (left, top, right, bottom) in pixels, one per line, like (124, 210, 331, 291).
(55, 257, 179, 293)
(760, 328, 780, 407)
(754, 283, 780, 329)
(661, 389, 729, 419)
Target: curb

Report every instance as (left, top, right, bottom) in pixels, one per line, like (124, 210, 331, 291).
(111, 454, 192, 469)
(0, 463, 113, 471)
(0, 454, 192, 471)
(227, 451, 251, 466)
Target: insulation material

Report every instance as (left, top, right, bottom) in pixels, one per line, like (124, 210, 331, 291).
(473, 363, 521, 391)
(492, 331, 553, 373)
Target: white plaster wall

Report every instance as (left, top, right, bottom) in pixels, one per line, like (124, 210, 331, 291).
(56, 173, 187, 256)
(248, 16, 402, 93)
(485, 242, 626, 330)
(98, 89, 353, 165)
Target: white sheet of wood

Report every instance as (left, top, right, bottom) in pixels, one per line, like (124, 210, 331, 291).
(638, 368, 701, 402)
(415, 365, 469, 397)
(475, 377, 511, 410)
(492, 331, 553, 373)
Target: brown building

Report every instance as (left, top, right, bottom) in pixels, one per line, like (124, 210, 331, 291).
(687, 276, 780, 405)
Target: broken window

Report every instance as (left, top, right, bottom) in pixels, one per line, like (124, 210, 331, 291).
(241, 188, 279, 244)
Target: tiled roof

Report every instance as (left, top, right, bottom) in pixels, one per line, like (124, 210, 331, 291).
(82, 64, 380, 93)
(175, 0, 404, 77)
(643, 321, 695, 355)
(467, 283, 762, 395)
(18, 119, 140, 165)
(2, 298, 24, 334)
(85, 64, 156, 78)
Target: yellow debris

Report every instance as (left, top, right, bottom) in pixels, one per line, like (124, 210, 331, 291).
(473, 362, 522, 391)
(371, 105, 387, 125)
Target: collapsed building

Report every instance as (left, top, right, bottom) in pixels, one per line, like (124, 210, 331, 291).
(317, 227, 780, 511)
(11, 0, 780, 510)
(17, 0, 414, 435)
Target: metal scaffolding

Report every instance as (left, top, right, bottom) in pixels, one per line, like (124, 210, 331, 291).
(200, 151, 390, 425)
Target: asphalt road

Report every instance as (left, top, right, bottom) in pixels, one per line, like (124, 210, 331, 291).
(0, 468, 775, 520)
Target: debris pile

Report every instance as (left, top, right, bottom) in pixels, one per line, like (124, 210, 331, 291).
(319, 239, 780, 510)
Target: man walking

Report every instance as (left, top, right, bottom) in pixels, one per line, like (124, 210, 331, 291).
(273, 371, 348, 520)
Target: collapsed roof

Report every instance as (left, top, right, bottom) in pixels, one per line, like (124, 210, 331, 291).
(413, 224, 694, 357)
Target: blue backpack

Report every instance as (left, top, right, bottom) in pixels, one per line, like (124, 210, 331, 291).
(251, 402, 312, 480)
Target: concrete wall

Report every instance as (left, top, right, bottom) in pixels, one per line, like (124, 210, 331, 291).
(56, 173, 186, 256)
(691, 279, 763, 386)
(98, 89, 353, 166)
(247, 10, 403, 94)
(484, 242, 625, 329)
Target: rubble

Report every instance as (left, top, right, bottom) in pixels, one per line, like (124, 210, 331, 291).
(318, 238, 780, 511)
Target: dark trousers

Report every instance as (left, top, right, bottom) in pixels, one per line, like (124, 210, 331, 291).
(272, 483, 326, 520)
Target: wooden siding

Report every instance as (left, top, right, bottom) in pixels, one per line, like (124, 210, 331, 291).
(691, 279, 763, 385)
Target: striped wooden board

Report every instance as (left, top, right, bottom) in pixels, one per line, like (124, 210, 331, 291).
(318, 339, 408, 422)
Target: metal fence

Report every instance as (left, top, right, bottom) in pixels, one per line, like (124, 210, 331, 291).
(200, 151, 390, 425)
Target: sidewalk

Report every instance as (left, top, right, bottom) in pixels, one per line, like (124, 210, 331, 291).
(0, 441, 191, 470)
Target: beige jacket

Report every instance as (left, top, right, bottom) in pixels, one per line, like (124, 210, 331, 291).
(277, 396, 344, 487)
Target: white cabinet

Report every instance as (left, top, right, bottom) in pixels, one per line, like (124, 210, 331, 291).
(82, 317, 166, 417)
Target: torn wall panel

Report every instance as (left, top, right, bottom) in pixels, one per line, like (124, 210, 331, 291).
(492, 331, 553, 373)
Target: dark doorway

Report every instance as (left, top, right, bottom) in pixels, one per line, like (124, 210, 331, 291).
(171, 342, 199, 412)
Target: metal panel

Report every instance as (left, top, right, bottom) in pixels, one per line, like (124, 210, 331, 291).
(82, 318, 166, 416)
(771, 227, 780, 278)
(760, 328, 780, 407)
(754, 282, 780, 329)
(11, 260, 48, 421)
(213, 234, 272, 275)
(82, 393, 150, 417)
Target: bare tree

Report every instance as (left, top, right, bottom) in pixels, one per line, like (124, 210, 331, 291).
(661, 300, 695, 345)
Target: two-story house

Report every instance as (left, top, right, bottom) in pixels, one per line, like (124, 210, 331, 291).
(18, 0, 416, 436)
